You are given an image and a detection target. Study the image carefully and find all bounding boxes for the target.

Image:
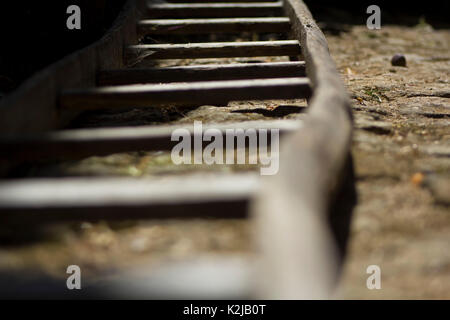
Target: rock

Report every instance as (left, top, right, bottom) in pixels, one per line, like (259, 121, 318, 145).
(391, 54, 407, 67)
(411, 172, 425, 187)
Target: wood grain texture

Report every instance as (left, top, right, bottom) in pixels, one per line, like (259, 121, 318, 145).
(125, 40, 301, 65)
(251, 0, 353, 299)
(1, 120, 302, 162)
(167, 0, 279, 2)
(146, 2, 283, 18)
(137, 17, 290, 35)
(60, 77, 311, 110)
(98, 62, 306, 85)
(0, 173, 259, 224)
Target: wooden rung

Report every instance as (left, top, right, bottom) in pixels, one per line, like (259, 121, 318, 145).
(100, 256, 252, 299)
(60, 78, 312, 110)
(137, 17, 290, 36)
(0, 174, 258, 224)
(125, 40, 301, 64)
(98, 62, 306, 86)
(0, 256, 251, 299)
(0, 120, 302, 162)
(146, 2, 283, 18)
(167, 0, 279, 2)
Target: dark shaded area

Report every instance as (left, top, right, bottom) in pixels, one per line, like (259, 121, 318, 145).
(68, 107, 190, 129)
(232, 105, 306, 117)
(1, 0, 447, 98)
(328, 153, 357, 270)
(0, 0, 126, 96)
(305, 0, 450, 28)
(0, 271, 250, 300)
(142, 32, 288, 44)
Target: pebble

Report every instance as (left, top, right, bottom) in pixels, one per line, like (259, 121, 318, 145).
(391, 54, 407, 67)
(411, 172, 425, 186)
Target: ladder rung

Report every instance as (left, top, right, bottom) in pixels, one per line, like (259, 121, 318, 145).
(125, 40, 301, 64)
(167, 0, 279, 2)
(60, 78, 312, 110)
(0, 174, 258, 224)
(146, 2, 283, 18)
(0, 256, 252, 299)
(137, 17, 290, 36)
(98, 62, 306, 86)
(1, 120, 302, 162)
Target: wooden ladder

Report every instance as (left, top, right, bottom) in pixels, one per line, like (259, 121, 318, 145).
(0, 0, 353, 300)
(1, 0, 311, 223)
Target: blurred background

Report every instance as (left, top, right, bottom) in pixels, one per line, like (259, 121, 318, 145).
(0, 0, 448, 95)
(0, 0, 126, 96)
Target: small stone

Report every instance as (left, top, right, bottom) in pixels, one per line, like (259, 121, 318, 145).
(391, 54, 407, 67)
(411, 172, 425, 187)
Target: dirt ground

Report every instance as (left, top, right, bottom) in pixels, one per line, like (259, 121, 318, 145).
(0, 23, 448, 299)
(328, 24, 450, 299)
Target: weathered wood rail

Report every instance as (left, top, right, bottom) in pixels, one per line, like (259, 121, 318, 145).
(0, 0, 353, 300)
